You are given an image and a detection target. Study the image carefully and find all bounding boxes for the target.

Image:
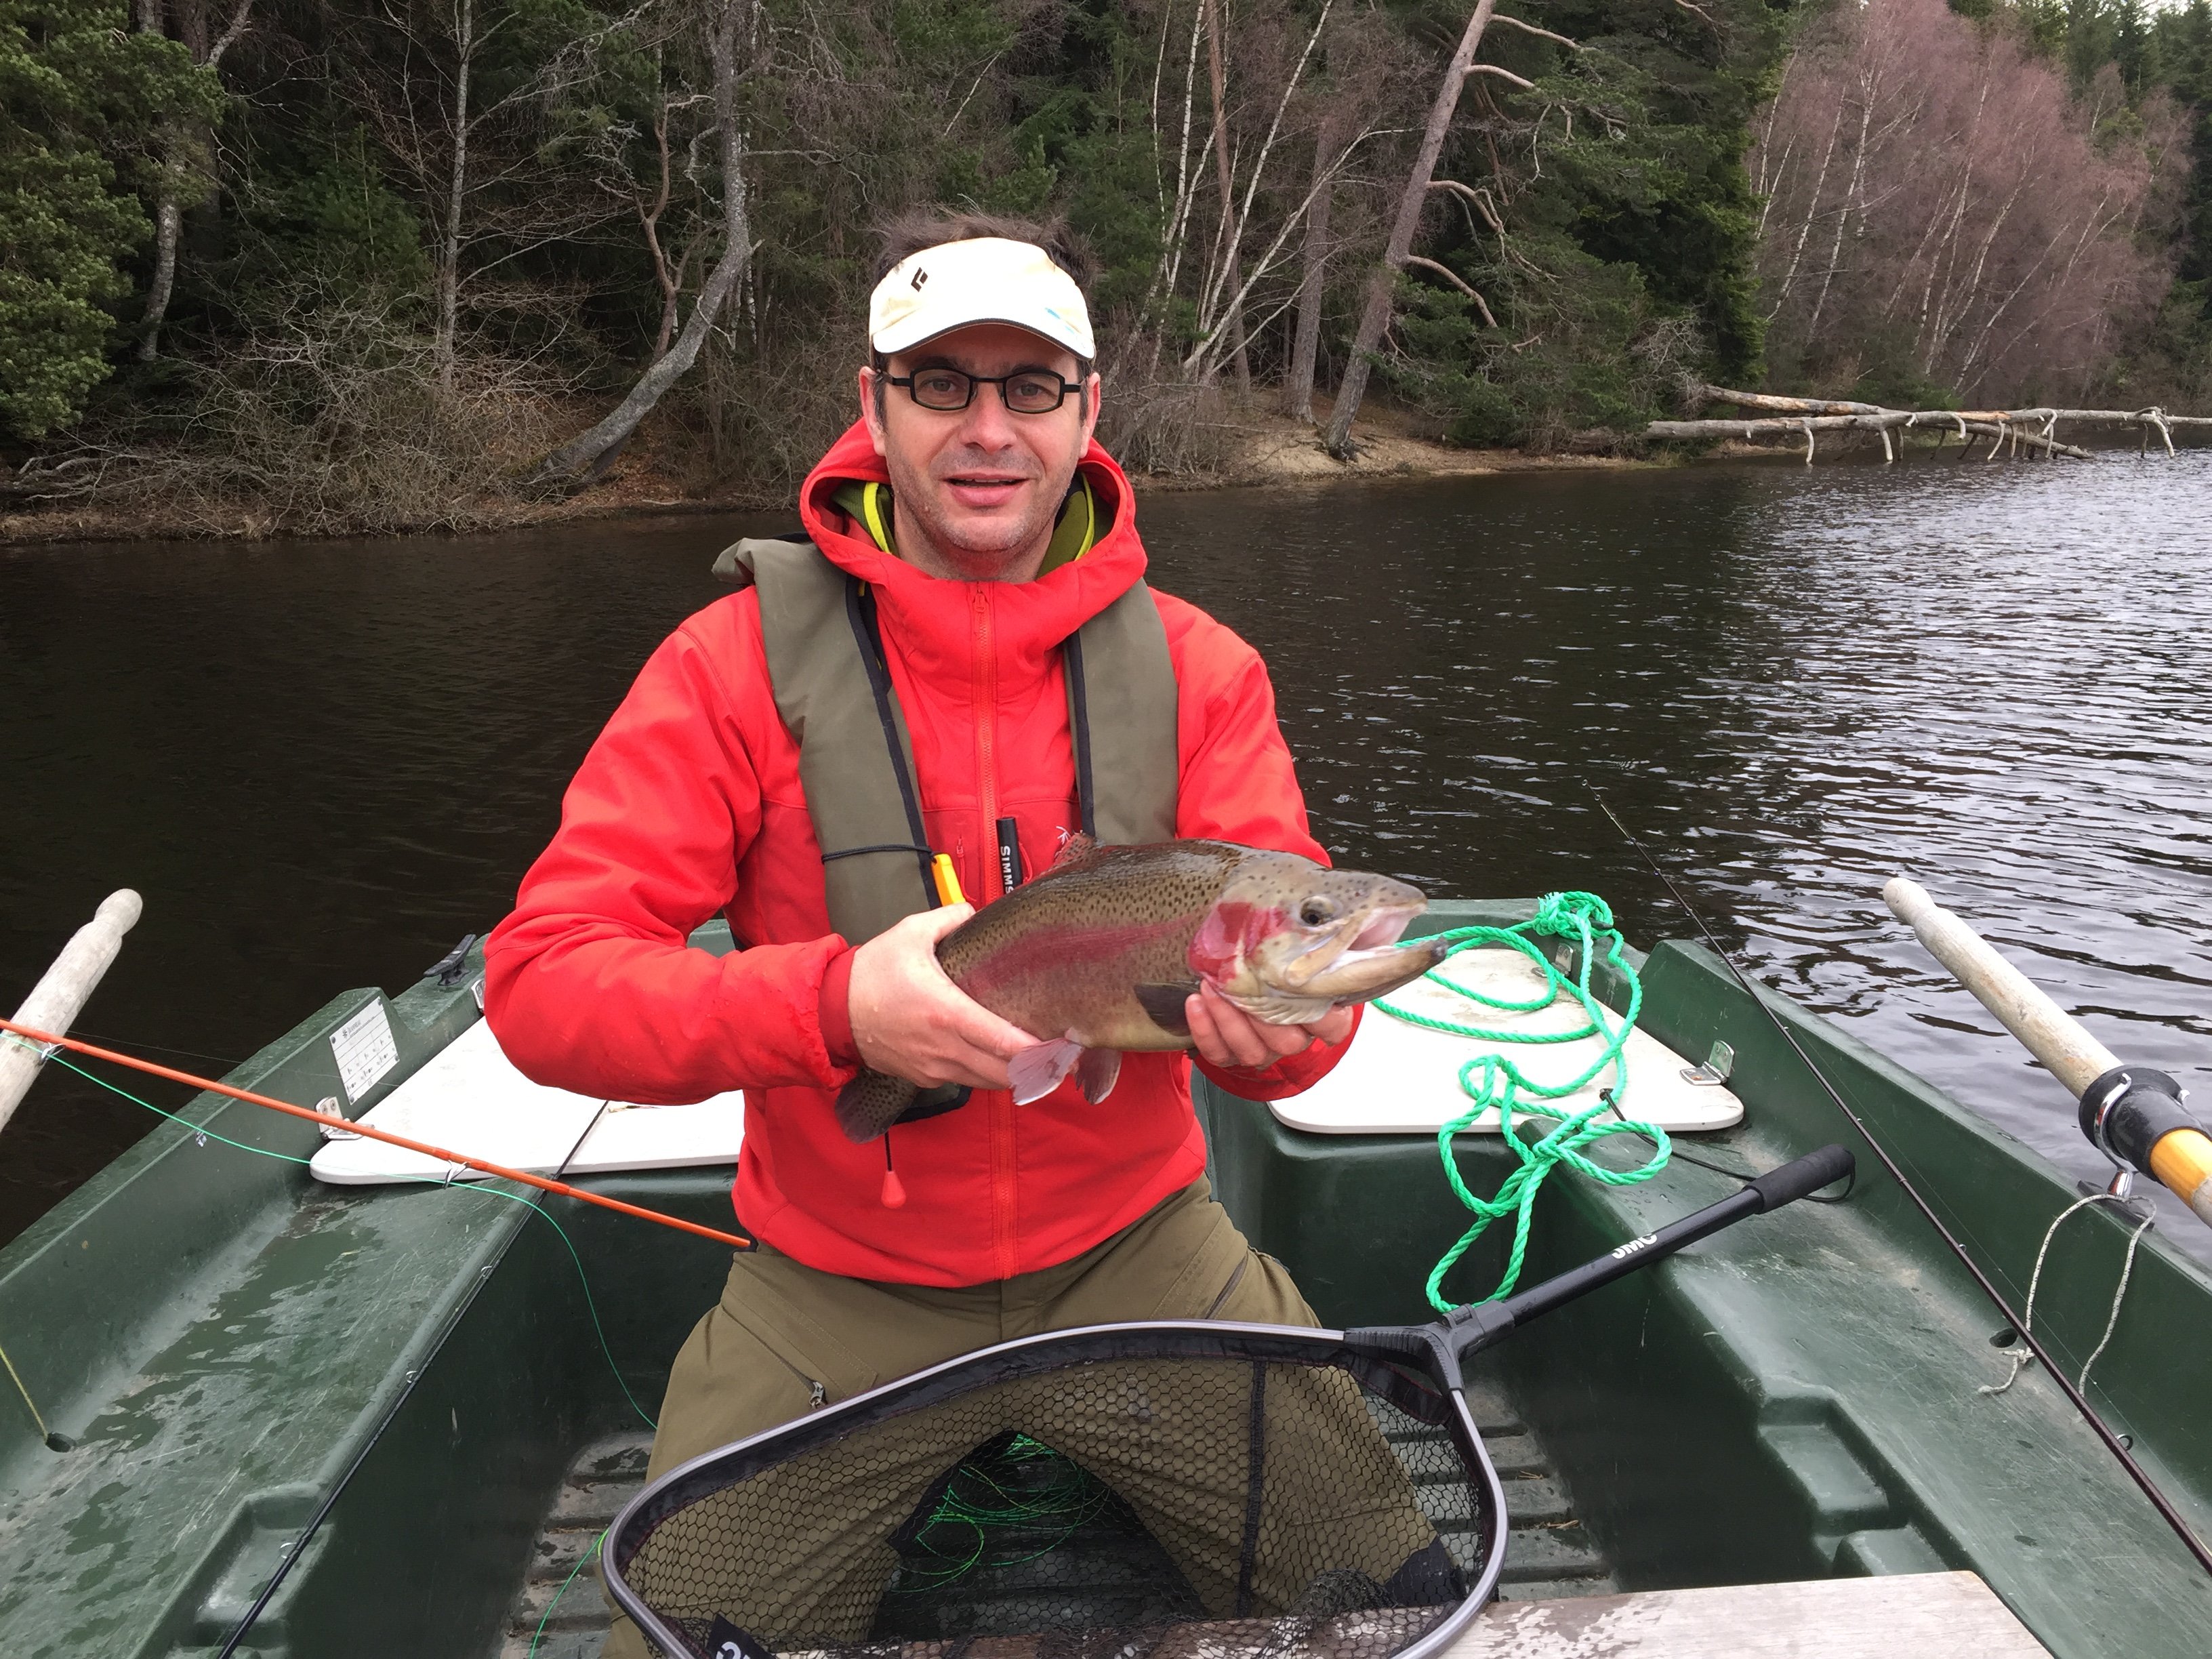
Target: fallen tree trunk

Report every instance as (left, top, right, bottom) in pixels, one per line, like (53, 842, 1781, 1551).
(1647, 413, 2093, 462)
(1648, 384, 2209, 462)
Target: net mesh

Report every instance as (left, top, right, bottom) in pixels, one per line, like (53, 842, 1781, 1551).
(608, 1326, 1502, 1659)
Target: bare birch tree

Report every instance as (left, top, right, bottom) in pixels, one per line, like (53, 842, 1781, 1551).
(533, 0, 757, 487)
(135, 0, 256, 361)
(1753, 0, 2177, 404)
(1284, 110, 1340, 422)
(342, 0, 626, 391)
(1201, 0, 1250, 391)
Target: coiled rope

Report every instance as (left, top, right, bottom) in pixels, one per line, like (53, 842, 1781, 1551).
(1376, 891, 1671, 1311)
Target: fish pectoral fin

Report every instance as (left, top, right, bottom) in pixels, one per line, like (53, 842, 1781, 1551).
(1133, 981, 1198, 1037)
(1075, 1047, 1123, 1105)
(1007, 1036, 1086, 1105)
(836, 1069, 920, 1143)
(1220, 989, 1336, 1027)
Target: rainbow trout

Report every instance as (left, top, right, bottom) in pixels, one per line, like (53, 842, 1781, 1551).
(834, 837, 1450, 1142)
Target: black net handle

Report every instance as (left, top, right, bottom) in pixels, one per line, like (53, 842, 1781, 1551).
(1345, 1144, 1856, 1388)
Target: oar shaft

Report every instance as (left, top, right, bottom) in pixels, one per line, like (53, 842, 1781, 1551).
(1883, 878, 2212, 1229)
(0, 1015, 750, 1251)
(2150, 1130, 2212, 1229)
(0, 890, 143, 1135)
(1882, 878, 2116, 1095)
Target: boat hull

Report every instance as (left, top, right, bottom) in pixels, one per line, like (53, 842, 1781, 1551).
(1, 904, 2207, 1655)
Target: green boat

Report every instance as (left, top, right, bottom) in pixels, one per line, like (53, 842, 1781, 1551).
(2, 900, 2208, 1657)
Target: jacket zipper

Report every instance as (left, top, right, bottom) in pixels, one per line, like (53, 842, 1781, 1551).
(971, 584, 1001, 897)
(971, 584, 1019, 1281)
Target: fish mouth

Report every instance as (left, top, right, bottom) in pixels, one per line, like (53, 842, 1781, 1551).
(1349, 907, 1416, 951)
(1275, 900, 1437, 994)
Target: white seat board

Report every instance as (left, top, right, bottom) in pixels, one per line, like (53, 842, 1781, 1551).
(1269, 945, 1744, 1136)
(309, 1019, 743, 1186)
(1450, 1570, 2050, 1657)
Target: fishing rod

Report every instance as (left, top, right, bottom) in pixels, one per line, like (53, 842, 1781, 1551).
(1587, 790, 2212, 1580)
(0, 1016, 751, 1252)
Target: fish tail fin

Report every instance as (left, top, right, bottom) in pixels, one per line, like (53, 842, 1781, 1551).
(835, 1069, 918, 1143)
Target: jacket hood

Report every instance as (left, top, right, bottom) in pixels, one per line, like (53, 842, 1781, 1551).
(798, 420, 1149, 689)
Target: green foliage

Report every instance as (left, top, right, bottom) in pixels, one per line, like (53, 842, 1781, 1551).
(1385, 0, 1784, 446)
(12, 0, 2200, 522)
(249, 131, 433, 298)
(1387, 253, 1689, 448)
(0, 0, 219, 438)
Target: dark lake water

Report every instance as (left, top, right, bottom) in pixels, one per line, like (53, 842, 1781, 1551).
(3, 452, 2209, 1259)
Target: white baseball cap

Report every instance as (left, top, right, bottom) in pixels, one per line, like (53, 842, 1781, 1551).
(868, 237, 1095, 361)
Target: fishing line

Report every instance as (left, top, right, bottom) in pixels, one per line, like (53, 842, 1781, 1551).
(57, 1029, 244, 1066)
(37, 1048, 661, 1656)
(529, 1525, 607, 1657)
(1590, 786, 2212, 1580)
(45, 1051, 656, 1427)
(0, 1014, 749, 1250)
(887, 1433, 1113, 1591)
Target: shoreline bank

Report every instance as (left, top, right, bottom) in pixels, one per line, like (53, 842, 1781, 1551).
(0, 409, 1658, 548)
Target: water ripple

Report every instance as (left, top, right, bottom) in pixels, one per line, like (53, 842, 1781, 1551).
(3, 456, 2209, 1259)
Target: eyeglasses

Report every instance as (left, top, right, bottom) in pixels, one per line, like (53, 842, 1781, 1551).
(884, 367, 1080, 414)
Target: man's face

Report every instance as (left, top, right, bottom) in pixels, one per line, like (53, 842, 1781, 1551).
(859, 322, 1102, 582)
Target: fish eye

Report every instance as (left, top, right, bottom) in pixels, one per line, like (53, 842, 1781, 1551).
(1299, 899, 1335, 927)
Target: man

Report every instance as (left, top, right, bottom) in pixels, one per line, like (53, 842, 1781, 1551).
(485, 213, 1417, 1652)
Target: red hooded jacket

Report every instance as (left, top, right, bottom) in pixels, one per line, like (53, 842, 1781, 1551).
(484, 422, 1352, 1286)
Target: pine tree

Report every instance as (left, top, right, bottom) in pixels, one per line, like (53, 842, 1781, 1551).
(0, 0, 219, 438)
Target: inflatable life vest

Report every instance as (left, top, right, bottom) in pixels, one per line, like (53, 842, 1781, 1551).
(710, 480, 1179, 951)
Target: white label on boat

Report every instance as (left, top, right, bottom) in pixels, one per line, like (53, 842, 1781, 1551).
(331, 1001, 399, 1103)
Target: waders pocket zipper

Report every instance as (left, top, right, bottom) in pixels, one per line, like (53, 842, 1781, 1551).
(763, 1345, 828, 1410)
(1202, 1256, 1250, 1321)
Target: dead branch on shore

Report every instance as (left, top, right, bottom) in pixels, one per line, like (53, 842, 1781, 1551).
(1645, 384, 2209, 462)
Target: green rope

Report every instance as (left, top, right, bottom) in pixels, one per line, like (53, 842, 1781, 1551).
(46, 1052, 656, 1430)
(1374, 890, 1671, 1312)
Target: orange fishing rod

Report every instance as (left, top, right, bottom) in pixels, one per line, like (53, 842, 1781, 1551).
(0, 1016, 752, 1251)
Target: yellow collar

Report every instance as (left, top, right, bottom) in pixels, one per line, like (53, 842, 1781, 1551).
(832, 476, 1103, 575)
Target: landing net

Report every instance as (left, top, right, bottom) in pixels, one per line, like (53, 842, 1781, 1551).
(605, 1322, 1507, 1659)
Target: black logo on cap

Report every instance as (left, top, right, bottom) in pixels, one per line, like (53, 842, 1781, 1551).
(911, 267, 928, 291)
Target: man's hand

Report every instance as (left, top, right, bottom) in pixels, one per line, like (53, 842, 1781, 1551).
(847, 905, 1036, 1089)
(1185, 981, 1355, 1071)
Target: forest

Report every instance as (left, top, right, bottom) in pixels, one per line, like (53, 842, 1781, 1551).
(3, 0, 2207, 533)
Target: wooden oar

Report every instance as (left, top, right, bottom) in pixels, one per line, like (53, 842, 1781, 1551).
(1883, 877, 2212, 1228)
(0, 1015, 752, 1250)
(0, 891, 142, 1136)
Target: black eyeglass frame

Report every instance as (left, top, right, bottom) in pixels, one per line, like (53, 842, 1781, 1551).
(882, 367, 1084, 415)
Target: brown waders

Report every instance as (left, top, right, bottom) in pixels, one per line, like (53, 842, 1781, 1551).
(602, 1178, 1435, 1656)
